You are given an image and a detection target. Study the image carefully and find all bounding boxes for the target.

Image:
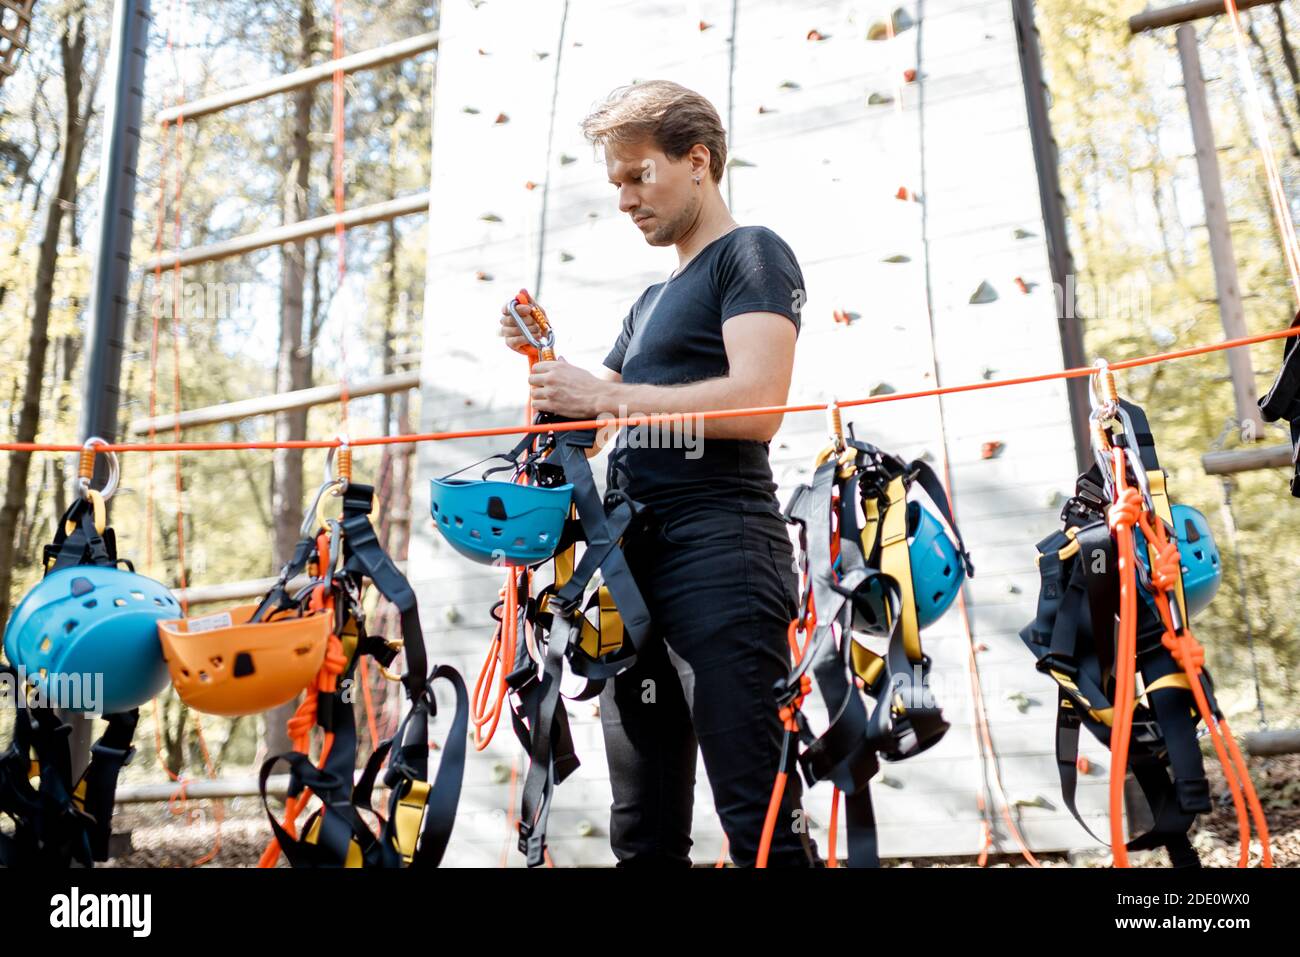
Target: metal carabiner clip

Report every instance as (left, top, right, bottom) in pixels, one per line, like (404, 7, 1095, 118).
(77, 436, 120, 502)
(301, 478, 346, 538)
(507, 297, 556, 355)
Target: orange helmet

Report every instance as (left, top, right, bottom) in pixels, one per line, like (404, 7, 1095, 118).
(158, 603, 331, 717)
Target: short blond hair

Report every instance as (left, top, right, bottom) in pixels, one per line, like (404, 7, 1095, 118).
(581, 80, 728, 184)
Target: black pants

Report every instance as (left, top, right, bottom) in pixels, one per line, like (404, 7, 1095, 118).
(598, 505, 820, 867)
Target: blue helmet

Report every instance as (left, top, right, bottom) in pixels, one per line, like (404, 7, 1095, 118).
(430, 478, 573, 567)
(854, 502, 966, 632)
(3, 565, 177, 714)
(1134, 504, 1221, 617)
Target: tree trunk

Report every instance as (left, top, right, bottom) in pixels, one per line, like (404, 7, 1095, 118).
(265, 0, 317, 758)
(0, 12, 89, 624)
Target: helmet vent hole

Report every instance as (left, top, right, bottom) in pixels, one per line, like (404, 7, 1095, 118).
(198, 671, 210, 683)
(114, 598, 127, 607)
(180, 668, 190, 678)
(1193, 549, 1203, 561)
(454, 516, 464, 528)
(154, 597, 166, 605)
(234, 653, 255, 677)
(490, 526, 503, 537)
(1183, 518, 1200, 542)
(40, 638, 51, 653)
(293, 644, 314, 656)
(64, 620, 77, 633)
(469, 529, 482, 540)
(487, 496, 508, 521)
(131, 591, 145, 600)
(82, 599, 97, 609)
(933, 591, 945, 604)
(209, 656, 224, 670)
(942, 564, 952, 577)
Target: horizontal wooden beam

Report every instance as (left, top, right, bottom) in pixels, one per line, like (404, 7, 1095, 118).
(1129, 0, 1281, 34)
(1242, 729, 1300, 756)
(1201, 443, 1293, 475)
(156, 31, 439, 124)
(174, 560, 407, 606)
(140, 193, 429, 271)
(115, 770, 392, 803)
(128, 370, 420, 436)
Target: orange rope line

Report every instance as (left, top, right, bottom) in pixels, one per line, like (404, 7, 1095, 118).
(5, 324, 1299, 456)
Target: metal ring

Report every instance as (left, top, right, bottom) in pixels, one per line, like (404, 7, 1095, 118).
(77, 437, 120, 502)
(507, 299, 555, 352)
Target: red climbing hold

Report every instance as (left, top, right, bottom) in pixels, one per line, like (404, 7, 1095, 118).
(699, 20, 712, 31)
(980, 441, 1005, 460)
(1077, 756, 1091, 775)
(1014, 276, 1029, 294)
(524, 181, 538, 191)
(896, 186, 911, 201)
(903, 68, 916, 82)
(493, 113, 509, 125)
(807, 29, 828, 41)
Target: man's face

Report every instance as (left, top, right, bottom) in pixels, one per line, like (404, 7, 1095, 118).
(606, 140, 703, 247)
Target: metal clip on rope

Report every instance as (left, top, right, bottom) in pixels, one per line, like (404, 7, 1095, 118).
(77, 436, 119, 502)
(509, 290, 556, 361)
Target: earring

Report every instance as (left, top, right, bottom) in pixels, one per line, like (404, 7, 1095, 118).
(694, 176, 701, 185)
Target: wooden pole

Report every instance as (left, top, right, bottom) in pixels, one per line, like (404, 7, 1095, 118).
(1177, 25, 1266, 436)
(1202, 443, 1293, 474)
(1129, 0, 1281, 34)
(127, 369, 419, 435)
(156, 31, 439, 123)
(139, 192, 429, 271)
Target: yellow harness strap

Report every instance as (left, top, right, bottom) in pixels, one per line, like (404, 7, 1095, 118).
(392, 779, 431, 863)
(304, 816, 364, 868)
(879, 476, 922, 662)
(550, 508, 624, 661)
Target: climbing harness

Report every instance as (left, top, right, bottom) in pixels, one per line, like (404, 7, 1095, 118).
(760, 405, 972, 867)
(168, 442, 469, 868)
(0, 439, 172, 866)
(1020, 366, 1271, 868)
(1259, 309, 1300, 496)
(437, 290, 651, 867)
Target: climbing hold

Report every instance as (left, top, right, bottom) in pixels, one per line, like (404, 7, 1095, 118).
(559, 153, 576, 165)
(980, 441, 1005, 460)
(975, 642, 990, 653)
(524, 180, 539, 191)
(1013, 794, 1053, 811)
(493, 112, 509, 125)
(559, 251, 575, 263)
(969, 280, 998, 304)
(1014, 276, 1029, 294)
(1007, 691, 1033, 713)
(869, 382, 895, 397)
(699, 20, 712, 31)
(867, 92, 894, 106)
(1013, 227, 1036, 239)
(491, 763, 511, 785)
(475, 270, 493, 282)
(727, 156, 755, 168)
(807, 29, 829, 41)
(757, 105, 775, 114)
(534, 50, 550, 60)
(576, 820, 596, 838)
(477, 48, 490, 56)
(903, 68, 917, 83)
(779, 80, 801, 90)
(882, 253, 910, 263)
(462, 105, 480, 115)
(445, 606, 462, 625)
(1077, 756, 1092, 776)
(867, 9, 915, 41)
(980, 367, 997, 380)
(480, 212, 502, 223)
(1007, 583, 1022, 595)
(832, 309, 859, 326)
(586, 211, 598, 219)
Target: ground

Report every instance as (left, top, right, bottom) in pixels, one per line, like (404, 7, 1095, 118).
(100, 754, 1300, 868)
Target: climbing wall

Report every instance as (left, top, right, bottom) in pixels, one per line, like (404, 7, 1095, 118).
(413, 0, 1111, 866)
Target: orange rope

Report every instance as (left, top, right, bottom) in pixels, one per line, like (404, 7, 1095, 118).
(5, 324, 1297, 456)
(1106, 454, 1142, 867)
(1137, 509, 1273, 867)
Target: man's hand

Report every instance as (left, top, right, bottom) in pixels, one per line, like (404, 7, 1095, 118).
(499, 299, 542, 354)
(529, 358, 610, 418)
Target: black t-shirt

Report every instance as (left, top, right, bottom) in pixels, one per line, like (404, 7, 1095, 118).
(602, 225, 804, 520)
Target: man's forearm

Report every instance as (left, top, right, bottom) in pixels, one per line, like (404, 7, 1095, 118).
(599, 377, 784, 441)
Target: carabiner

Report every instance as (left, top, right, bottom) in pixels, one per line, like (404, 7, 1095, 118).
(507, 297, 555, 354)
(77, 436, 120, 503)
(301, 479, 346, 538)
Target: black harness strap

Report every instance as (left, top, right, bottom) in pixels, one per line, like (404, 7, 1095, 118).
(1258, 310, 1300, 496)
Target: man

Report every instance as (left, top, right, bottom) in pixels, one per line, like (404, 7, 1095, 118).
(498, 80, 816, 867)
